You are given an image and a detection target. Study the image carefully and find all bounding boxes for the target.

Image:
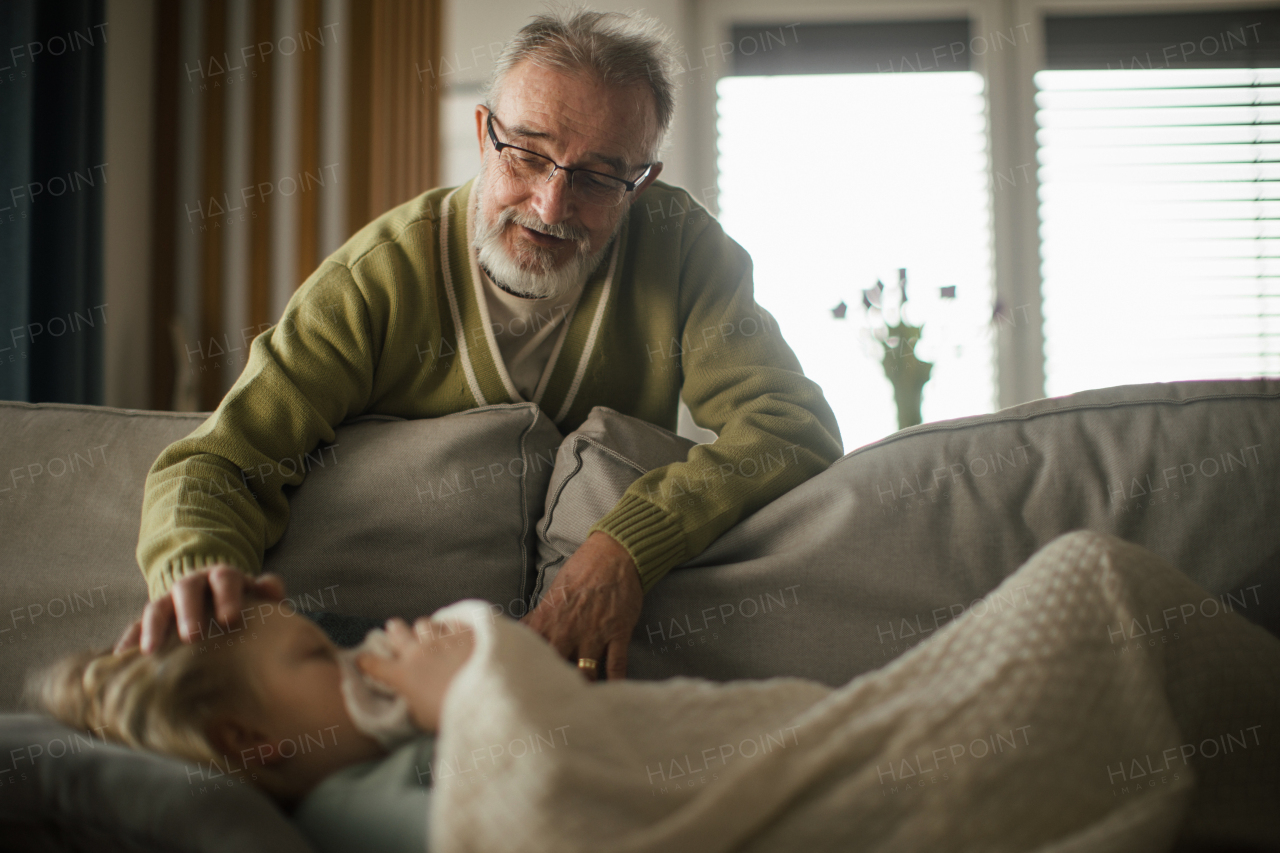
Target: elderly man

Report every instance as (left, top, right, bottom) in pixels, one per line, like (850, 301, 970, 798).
(121, 9, 842, 679)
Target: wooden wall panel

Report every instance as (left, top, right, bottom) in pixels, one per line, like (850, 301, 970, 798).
(350, 0, 441, 232)
(199, 0, 227, 411)
(346, 1, 372, 238)
(250, 0, 274, 330)
(297, 0, 321, 283)
(149, 0, 442, 410)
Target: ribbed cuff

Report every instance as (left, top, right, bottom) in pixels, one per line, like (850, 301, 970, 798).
(590, 493, 688, 594)
(147, 554, 253, 601)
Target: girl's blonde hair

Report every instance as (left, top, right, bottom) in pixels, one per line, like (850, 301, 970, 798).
(28, 630, 261, 769)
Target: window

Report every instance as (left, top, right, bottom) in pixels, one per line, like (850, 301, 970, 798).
(1036, 9, 1280, 396)
(715, 21, 996, 449)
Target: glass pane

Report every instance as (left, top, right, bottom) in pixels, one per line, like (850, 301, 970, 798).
(716, 72, 996, 450)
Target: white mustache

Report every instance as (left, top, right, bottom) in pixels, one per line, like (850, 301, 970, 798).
(501, 209, 589, 247)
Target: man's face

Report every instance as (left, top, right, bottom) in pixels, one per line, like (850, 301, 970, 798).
(473, 61, 663, 297)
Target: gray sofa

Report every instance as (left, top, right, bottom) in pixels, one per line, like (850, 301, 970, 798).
(2, 379, 1278, 850)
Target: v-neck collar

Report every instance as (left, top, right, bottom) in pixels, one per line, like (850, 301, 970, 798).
(439, 179, 624, 423)
(465, 197, 581, 406)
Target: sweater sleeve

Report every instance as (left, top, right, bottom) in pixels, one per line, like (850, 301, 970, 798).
(136, 261, 387, 600)
(591, 211, 844, 592)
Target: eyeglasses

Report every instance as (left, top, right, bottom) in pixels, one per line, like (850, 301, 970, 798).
(485, 109, 652, 208)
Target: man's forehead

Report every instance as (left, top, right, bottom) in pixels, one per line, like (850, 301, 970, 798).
(494, 65, 654, 169)
(502, 118, 635, 173)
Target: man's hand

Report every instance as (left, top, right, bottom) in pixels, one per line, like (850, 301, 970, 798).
(113, 565, 286, 654)
(356, 616, 476, 733)
(521, 531, 643, 681)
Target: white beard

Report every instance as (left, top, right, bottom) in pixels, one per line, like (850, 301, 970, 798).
(472, 160, 628, 300)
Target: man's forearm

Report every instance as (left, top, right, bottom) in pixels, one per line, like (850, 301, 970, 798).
(137, 261, 379, 597)
(592, 406, 840, 593)
(137, 450, 274, 599)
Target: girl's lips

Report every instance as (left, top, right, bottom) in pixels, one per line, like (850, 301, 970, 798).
(520, 224, 568, 248)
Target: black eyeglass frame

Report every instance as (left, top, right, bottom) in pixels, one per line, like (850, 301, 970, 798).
(484, 108, 654, 202)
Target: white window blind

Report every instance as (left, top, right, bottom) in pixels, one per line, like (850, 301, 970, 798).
(1036, 67, 1280, 395)
(1036, 7, 1280, 397)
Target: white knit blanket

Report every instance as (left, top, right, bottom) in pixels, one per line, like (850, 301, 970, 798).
(427, 532, 1280, 853)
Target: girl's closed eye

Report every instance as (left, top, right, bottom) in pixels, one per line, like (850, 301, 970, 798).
(304, 640, 340, 665)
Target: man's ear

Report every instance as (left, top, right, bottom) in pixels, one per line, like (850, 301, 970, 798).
(475, 105, 488, 160)
(630, 162, 664, 204)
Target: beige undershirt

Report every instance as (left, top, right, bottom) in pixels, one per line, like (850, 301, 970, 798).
(477, 264, 586, 402)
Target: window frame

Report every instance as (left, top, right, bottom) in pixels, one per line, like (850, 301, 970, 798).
(689, 0, 1280, 408)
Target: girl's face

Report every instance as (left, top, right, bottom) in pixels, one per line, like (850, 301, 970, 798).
(212, 601, 387, 801)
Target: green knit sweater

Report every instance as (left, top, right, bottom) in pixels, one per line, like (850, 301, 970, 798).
(137, 179, 843, 600)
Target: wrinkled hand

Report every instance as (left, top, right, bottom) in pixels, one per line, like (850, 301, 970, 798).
(356, 616, 476, 733)
(114, 564, 286, 654)
(521, 531, 643, 681)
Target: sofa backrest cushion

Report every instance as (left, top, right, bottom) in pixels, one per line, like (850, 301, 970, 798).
(532, 406, 697, 602)
(0, 402, 206, 712)
(534, 382, 1280, 687)
(0, 401, 561, 712)
(263, 403, 562, 621)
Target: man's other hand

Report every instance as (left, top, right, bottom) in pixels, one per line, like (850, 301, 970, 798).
(113, 565, 286, 654)
(521, 532, 642, 681)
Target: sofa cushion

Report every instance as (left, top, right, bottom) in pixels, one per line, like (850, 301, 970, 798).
(662, 380, 1280, 684)
(531, 406, 697, 603)
(0, 401, 208, 713)
(531, 383, 1280, 687)
(0, 714, 314, 852)
(262, 403, 562, 622)
(0, 401, 561, 712)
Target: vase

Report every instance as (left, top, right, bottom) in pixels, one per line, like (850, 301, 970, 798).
(881, 339, 932, 430)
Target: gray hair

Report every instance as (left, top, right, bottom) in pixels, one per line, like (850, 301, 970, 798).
(483, 6, 682, 163)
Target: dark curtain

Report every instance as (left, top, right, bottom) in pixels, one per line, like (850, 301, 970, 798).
(0, 0, 105, 403)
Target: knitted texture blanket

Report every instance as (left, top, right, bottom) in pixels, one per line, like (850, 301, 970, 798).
(428, 531, 1280, 852)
